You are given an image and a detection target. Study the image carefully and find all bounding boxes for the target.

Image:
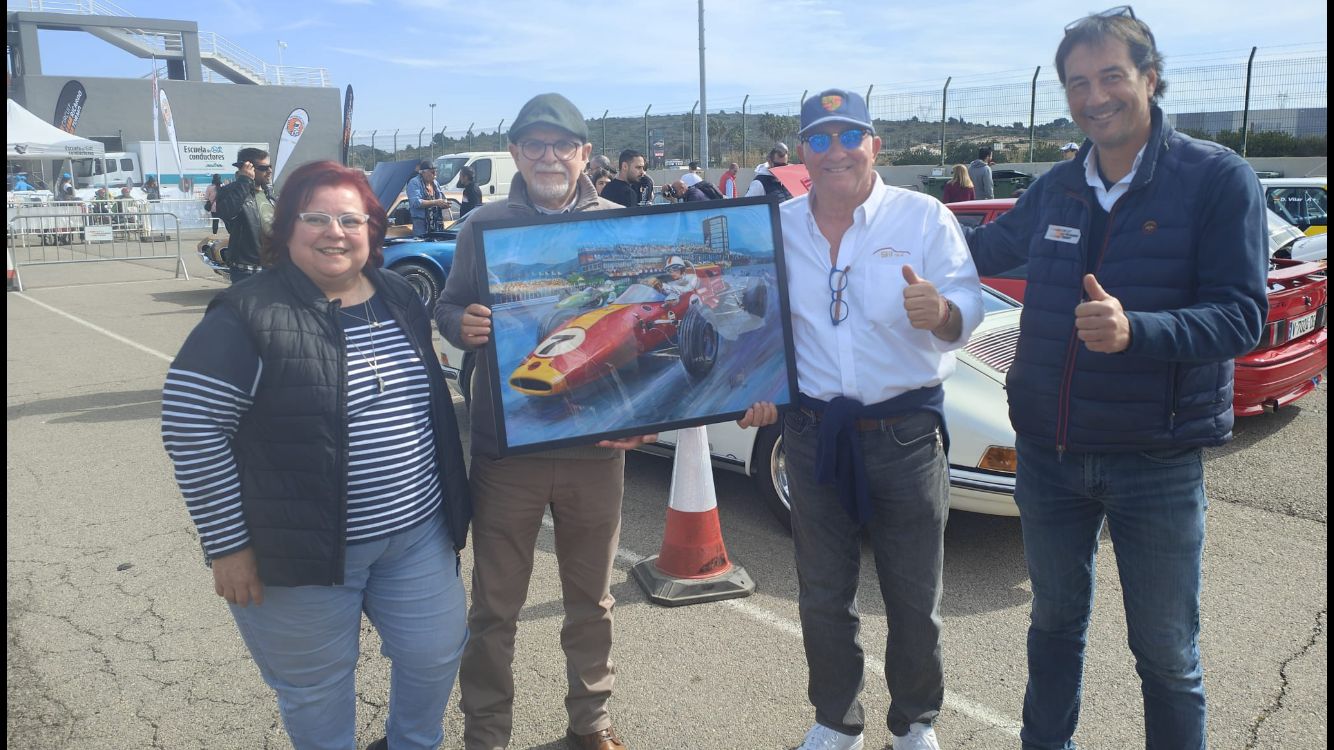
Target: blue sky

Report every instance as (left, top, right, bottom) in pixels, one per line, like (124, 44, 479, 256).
(30, 0, 1327, 136)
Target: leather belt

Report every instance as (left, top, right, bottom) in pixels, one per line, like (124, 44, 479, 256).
(799, 407, 909, 432)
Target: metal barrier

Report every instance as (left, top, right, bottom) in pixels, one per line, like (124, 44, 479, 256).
(7, 202, 190, 290)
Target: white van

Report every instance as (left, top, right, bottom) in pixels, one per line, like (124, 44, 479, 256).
(434, 151, 518, 209)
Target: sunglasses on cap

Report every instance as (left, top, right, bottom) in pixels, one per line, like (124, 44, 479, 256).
(801, 129, 871, 154)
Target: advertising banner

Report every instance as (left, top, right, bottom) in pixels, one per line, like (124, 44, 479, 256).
(341, 86, 354, 166)
(272, 108, 309, 184)
(158, 89, 189, 194)
(150, 62, 162, 188)
(52, 80, 88, 134)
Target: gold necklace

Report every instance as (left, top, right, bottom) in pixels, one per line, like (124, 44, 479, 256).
(342, 300, 386, 393)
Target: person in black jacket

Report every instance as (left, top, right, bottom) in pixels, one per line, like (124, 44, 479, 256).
(966, 10, 1268, 750)
(162, 161, 470, 750)
(600, 148, 647, 208)
(215, 147, 276, 284)
(458, 165, 483, 216)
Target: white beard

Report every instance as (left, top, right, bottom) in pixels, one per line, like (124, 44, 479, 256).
(527, 174, 572, 204)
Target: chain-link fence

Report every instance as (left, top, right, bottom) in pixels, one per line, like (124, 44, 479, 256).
(347, 45, 1325, 170)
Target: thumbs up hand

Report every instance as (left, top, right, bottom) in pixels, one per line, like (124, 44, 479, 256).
(902, 265, 948, 330)
(1074, 274, 1131, 353)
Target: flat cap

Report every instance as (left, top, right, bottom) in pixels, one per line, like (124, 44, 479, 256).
(509, 93, 589, 143)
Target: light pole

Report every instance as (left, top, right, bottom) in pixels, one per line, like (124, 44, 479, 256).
(429, 103, 437, 159)
(276, 40, 287, 85)
(698, 0, 708, 170)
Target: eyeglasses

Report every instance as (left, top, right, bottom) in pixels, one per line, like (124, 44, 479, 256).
(829, 265, 850, 326)
(1064, 5, 1134, 32)
(253, 164, 273, 173)
(297, 212, 370, 230)
(517, 139, 582, 162)
(801, 129, 871, 154)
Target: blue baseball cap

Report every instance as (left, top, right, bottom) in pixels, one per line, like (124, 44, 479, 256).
(799, 89, 874, 137)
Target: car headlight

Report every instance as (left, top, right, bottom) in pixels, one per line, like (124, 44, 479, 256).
(978, 446, 1017, 474)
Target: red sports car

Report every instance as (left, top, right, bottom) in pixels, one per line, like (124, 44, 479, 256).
(508, 263, 767, 396)
(949, 198, 1328, 416)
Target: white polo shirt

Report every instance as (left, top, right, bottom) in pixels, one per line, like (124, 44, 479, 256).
(780, 175, 984, 404)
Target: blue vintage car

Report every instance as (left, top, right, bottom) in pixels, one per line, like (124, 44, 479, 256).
(197, 160, 466, 308)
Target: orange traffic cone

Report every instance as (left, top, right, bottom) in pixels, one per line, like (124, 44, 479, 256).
(631, 425, 755, 606)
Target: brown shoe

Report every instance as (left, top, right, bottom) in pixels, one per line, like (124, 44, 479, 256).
(566, 726, 626, 750)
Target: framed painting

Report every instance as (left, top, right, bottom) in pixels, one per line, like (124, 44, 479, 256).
(473, 196, 797, 456)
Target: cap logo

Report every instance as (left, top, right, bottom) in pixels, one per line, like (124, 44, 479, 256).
(821, 95, 844, 112)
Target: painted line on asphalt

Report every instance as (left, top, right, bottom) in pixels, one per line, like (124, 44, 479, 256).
(540, 516, 1024, 738)
(12, 292, 175, 364)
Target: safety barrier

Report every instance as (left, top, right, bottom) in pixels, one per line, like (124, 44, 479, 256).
(7, 202, 190, 290)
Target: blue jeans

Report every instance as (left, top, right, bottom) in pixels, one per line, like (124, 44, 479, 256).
(229, 516, 467, 750)
(784, 409, 949, 737)
(1015, 437, 1208, 750)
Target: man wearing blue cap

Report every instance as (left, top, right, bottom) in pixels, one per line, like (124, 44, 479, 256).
(747, 89, 983, 750)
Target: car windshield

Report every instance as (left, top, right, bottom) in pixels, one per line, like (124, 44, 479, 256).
(1266, 210, 1305, 255)
(435, 157, 468, 185)
(613, 283, 666, 304)
(982, 286, 1020, 313)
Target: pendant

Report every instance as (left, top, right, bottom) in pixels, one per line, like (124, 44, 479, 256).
(377, 376, 386, 393)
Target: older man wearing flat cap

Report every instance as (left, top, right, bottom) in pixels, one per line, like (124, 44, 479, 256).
(434, 92, 651, 750)
(746, 88, 983, 750)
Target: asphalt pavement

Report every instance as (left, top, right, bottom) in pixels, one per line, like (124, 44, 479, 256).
(6, 254, 1327, 749)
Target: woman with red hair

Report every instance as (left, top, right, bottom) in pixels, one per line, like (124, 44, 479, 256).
(162, 160, 471, 750)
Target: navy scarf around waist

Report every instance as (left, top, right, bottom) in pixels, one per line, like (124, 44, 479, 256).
(799, 386, 948, 525)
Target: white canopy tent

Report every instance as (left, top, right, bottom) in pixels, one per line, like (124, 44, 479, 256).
(7, 98, 105, 159)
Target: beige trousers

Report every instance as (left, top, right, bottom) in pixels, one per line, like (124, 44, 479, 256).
(460, 453, 625, 749)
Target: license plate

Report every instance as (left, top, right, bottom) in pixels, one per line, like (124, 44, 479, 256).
(1288, 311, 1317, 340)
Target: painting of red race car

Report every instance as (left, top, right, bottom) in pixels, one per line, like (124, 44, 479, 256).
(474, 197, 795, 456)
(509, 263, 768, 396)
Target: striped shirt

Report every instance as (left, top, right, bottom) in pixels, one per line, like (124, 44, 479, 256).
(161, 293, 443, 558)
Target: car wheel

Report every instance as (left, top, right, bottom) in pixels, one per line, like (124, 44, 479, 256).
(678, 304, 719, 379)
(741, 282, 768, 318)
(393, 261, 440, 307)
(752, 424, 791, 532)
(537, 307, 580, 344)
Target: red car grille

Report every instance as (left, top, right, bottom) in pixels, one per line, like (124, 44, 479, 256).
(965, 325, 1021, 373)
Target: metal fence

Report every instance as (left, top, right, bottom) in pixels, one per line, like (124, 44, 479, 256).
(347, 45, 1326, 169)
(7, 202, 190, 290)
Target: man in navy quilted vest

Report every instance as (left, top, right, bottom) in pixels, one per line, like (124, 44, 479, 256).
(965, 7, 1268, 750)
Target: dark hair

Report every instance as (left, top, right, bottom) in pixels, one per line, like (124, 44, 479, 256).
(688, 161, 699, 170)
(236, 147, 269, 165)
(618, 149, 644, 168)
(978, 146, 994, 160)
(459, 166, 476, 181)
(1056, 13, 1166, 101)
(211, 174, 223, 186)
(417, 159, 435, 171)
(262, 161, 386, 268)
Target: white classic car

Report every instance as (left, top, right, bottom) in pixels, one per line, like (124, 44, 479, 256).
(443, 286, 1022, 531)
(638, 286, 1021, 529)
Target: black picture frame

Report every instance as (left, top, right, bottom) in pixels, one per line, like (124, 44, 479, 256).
(472, 196, 798, 456)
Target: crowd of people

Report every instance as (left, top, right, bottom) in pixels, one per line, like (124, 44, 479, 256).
(160, 8, 1269, 750)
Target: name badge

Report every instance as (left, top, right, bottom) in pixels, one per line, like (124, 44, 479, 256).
(1045, 225, 1081, 244)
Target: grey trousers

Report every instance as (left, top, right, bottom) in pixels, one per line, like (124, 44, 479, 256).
(785, 409, 950, 737)
(459, 453, 625, 750)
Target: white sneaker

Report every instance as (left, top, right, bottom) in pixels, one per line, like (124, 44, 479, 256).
(891, 722, 941, 750)
(796, 723, 864, 750)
